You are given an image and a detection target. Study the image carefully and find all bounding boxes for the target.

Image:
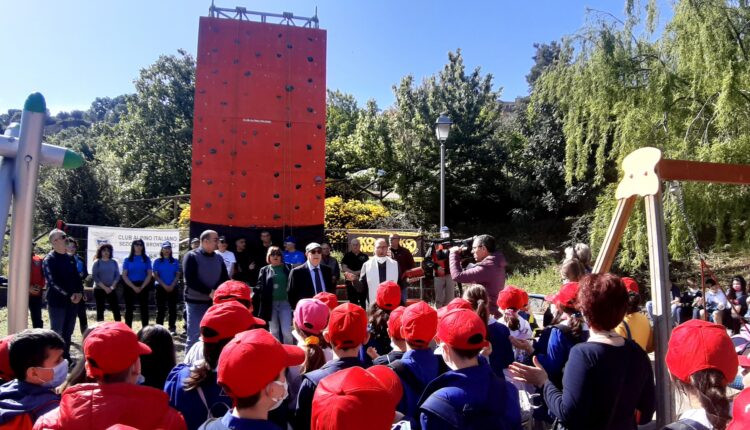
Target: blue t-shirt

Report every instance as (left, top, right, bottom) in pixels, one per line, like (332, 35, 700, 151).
(122, 255, 152, 282)
(152, 257, 180, 286)
(283, 250, 305, 265)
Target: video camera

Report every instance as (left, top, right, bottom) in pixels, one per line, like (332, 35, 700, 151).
(422, 236, 475, 275)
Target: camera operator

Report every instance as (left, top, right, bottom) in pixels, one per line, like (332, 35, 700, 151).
(449, 234, 506, 316)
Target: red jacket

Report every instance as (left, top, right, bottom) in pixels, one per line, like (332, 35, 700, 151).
(30, 255, 45, 289)
(33, 382, 186, 430)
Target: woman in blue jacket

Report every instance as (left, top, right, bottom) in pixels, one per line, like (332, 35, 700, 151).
(121, 239, 153, 328)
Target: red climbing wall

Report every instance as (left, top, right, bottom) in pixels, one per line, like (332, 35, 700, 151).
(190, 16, 326, 238)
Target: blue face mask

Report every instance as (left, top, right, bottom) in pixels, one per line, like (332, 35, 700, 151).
(39, 359, 68, 388)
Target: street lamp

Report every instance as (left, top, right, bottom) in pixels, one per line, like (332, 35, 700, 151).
(435, 113, 452, 232)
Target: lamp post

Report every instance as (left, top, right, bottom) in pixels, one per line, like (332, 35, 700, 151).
(435, 113, 452, 233)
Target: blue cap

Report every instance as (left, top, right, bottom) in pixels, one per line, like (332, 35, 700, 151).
(285, 236, 296, 244)
(161, 241, 172, 248)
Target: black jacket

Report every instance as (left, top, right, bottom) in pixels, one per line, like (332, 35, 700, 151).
(287, 263, 334, 309)
(255, 263, 292, 322)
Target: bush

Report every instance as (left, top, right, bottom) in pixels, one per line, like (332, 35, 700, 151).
(324, 197, 390, 243)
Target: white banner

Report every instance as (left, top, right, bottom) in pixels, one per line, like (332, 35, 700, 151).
(86, 226, 180, 272)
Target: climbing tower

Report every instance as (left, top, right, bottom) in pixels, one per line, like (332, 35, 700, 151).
(189, 6, 327, 244)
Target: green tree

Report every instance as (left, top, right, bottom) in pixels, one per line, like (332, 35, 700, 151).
(389, 50, 507, 230)
(533, 0, 750, 270)
(97, 50, 195, 223)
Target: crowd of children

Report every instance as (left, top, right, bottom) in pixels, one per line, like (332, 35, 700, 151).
(2, 271, 750, 429)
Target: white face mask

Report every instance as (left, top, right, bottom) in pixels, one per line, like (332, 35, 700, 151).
(268, 380, 288, 411)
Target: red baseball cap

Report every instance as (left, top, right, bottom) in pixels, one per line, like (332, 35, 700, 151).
(728, 387, 750, 430)
(400, 301, 438, 347)
(218, 329, 304, 399)
(294, 298, 330, 335)
(437, 308, 489, 350)
(201, 301, 261, 343)
(545, 282, 580, 307)
(376, 281, 401, 311)
(437, 298, 472, 320)
(621, 277, 639, 294)
(213, 280, 252, 305)
(497, 286, 526, 310)
(666, 319, 738, 383)
(387, 306, 406, 340)
(314, 292, 338, 310)
(327, 303, 368, 349)
(312, 365, 403, 430)
(0, 335, 13, 381)
(84, 322, 152, 378)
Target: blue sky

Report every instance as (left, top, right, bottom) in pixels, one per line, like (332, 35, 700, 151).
(0, 1, 671, 114)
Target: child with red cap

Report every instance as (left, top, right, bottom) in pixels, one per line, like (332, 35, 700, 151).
(165, 301, 260, 430)
(463, 284, 514, 377)
(419, 308, 521, 429)
(292, 303, 368, 430)
(372, 306, 408, 365)
(184, 280, 264, 366)
(34, 322, 186, 430)
(198, 329, 305, 430)
(0, 335, 14, 384)
(663, 319, 737, 430)
(0, 330, 63, 427)
(389, 301, 441, 425)
(497, 286, 533, 362)
(311, 365, 404, 430)
(362, 281, 402, 366)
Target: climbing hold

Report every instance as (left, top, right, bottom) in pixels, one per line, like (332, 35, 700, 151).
(252, 130, 258, 136)
(273, 194, 280, 199)
(287, 43, 293, 49)
(316, 124, 322, 130)
(274, 172, 280, 177)
(273, 214, 281, 220)
(220, 101, 228, 106)
(218, 192, 224, 198)
(230, 150, 237, 156)
(228, 213, 234, 219)
(274, 142, 281, 148)
(307, 56, 313, 62)
(306, 144, 312, 150)
(295, 184, 302, 189)
(241, 170, 247, 176)
(306, 107, 314, 113)
(244, 71, 252, 77)
(240, 192, 247, 198)
(206, 179, 213, 185)
(294, 164, 302, 169)
(195, 160, 203, 166)
(276, 53, 282, 58)
(295, 205, 300, 210)
(286, 122, 292, 128)
(209, 148, 217, 154)
(307, 78, 313, 83)
(233, 58, 239, 64)
(198, 138, 203, 143)
(285, 85, 294, 92)
(241, 140, 248, 145)
(205, 202, 212, 208)
(255, 51, 261, 57)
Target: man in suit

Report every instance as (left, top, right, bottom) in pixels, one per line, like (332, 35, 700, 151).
(288, 242, 334, 309)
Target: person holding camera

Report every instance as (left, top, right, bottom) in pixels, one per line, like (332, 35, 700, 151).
(449, 234, 506, 316)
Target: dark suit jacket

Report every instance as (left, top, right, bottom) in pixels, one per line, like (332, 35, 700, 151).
(288, 263, 333, 308)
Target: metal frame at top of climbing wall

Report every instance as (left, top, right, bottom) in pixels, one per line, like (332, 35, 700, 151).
(209, 2, 319, 28)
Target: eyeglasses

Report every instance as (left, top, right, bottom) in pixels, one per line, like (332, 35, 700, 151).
(308, 249, 322, 254)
